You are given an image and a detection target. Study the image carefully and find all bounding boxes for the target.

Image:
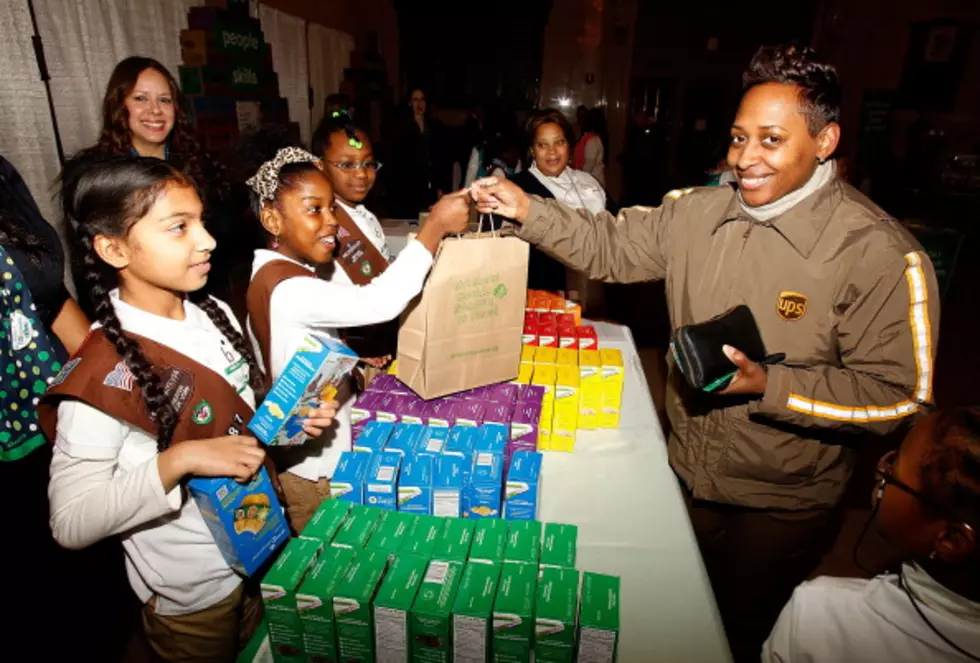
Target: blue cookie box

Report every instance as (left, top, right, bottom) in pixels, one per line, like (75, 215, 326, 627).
(353, 420, 394, 454)
(387, 423, 425, 456)
(416, 426, 449, 459)
(465, 452, 504, 519)
(397, 454, 434, 516)
(331, 451, 372, 504)
(188, 467, 289, 576)
(433, 454, 465, 518)
(443, 426, 477, 459)
(247, 332, 359, 446)
(474, 423, 508, 457)
(503, 451, 543, 521)
(365, 451, 403, 511)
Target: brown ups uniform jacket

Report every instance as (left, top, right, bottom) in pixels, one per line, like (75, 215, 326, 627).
(519, 179, 939, 510)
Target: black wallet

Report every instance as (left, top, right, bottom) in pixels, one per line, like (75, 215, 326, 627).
(670, 305, 783, 392)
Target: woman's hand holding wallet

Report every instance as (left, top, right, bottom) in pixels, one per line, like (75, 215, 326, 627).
(670, 305, 785, 397)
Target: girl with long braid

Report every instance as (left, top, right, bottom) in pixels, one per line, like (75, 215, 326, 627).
(43, 158, 336, 662)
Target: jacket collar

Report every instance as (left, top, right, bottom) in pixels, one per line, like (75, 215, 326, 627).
(713, 179, 843, 258)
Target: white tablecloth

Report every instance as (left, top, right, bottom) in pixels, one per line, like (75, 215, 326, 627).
(539, 321, 731, 662)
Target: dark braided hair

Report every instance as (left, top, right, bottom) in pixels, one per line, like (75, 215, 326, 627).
(311, 109, 367, 158)
(63, 157, 261, 450)
(743, 44, 841, 136)
(919, 406, 980, 537)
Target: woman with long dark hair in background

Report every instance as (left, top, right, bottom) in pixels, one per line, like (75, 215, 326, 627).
(64, 56, 240, 306)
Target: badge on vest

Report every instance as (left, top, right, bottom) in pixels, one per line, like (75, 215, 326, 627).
(361, 260, 373, 276)
(161, 366, 195, 414)
(104, 361, 135, 392)
(49, 358, 81, 387)
(10, 310, 34, 351)
(192, 400, 214, 425)
(776, 291, 808, 321)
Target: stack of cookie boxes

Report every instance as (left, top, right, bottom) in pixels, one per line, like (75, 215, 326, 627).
(252, 502, 621, 663)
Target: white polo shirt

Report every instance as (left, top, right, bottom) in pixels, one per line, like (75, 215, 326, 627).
(247, 241, 433, 481)
(50, 291, 256, 616)
(764, 564, 980, 663)
(326, 201, 391, 286)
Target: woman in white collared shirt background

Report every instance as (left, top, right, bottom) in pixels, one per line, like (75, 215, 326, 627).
(507, 108, 608, 293)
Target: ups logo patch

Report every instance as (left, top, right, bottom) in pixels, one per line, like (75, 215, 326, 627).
(776, 291, 808, 321)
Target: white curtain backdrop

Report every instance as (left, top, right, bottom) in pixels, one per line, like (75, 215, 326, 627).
(258, 5, 310, 146)
(0, 1, 63, 224)
(32, 0, 195, 158)
(308, 23, 354, 128)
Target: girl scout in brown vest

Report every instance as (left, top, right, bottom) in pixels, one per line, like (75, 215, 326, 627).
(42, 158, 336, 662)
(240, 129, 470, 533)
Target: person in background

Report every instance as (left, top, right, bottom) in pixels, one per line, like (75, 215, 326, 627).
(764, 407, 980, 663)
(0, 155, 91, 660)
(505, 108, 607, 293)
(388, 88, 448, 217)
(573, 107, 608, 188)
(464, 109, 523, 188)
(473, 44, 940, 662)
(64, 56, 237, 304)
(575, 104, 588, 141)
(240, 130, 469, 532)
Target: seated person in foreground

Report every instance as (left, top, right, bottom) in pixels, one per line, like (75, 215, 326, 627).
(764, 406, 980, 663)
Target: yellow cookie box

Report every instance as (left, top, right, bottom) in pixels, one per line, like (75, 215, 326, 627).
(552, 366, 580, 452)
(538, 400, 554, 451)
(387, 360, 398, 375)
(513, 362, 534, 385)
(521, 345, 537, 365)
(556, 348, 578, 368)
(578, 350, 602, 430)
(532, 364, 557, 408)
(599, 349, 624, 428)
(534, 347, 557, 366)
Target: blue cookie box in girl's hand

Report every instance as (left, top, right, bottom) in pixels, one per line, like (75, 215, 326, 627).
(330, 451, 372, 504)
(188, 467, 289, 577)
(504, 451, 543, 521)
(248, 332, 359, 446)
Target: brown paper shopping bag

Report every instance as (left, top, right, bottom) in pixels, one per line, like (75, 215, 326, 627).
(397, 222, 529, 399)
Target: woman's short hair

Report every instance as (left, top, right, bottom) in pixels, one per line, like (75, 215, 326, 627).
(525, 109, 575, 148)
(743, 44, 841, 135)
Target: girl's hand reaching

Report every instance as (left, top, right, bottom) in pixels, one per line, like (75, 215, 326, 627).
(303, 400, 339, 437)
(158, 435, 267, 490)
(416, 189, 471, 253)
(362, 355, 392, 369)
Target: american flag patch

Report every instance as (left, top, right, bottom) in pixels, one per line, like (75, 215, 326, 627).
(104, 361, 134, 392)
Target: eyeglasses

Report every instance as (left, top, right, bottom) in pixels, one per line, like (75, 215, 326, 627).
(325, 160, 383, 173)
(875, 450, 929, 505)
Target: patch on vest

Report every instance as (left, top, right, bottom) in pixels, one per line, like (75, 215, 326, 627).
(192, 400, 213, 425)
(48, 358, 81, 388)
(360, 260, 373, 276)
(103, 361, 135, 392)
(160, 366, 195, 415)
(776, 291, 808, 321)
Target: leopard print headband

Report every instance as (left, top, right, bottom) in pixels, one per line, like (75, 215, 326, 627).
(246, 147, 321, 202)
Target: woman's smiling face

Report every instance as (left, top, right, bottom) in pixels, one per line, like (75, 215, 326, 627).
(728, 82, 837, 207)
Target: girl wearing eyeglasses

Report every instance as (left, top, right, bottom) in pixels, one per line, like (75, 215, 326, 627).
(764, 407, 980, 662)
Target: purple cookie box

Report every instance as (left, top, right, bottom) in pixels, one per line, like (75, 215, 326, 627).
(487, 383, 519, 404)
(509, 402, 541, 449)
(366, 373, 412, 395)
(484, 401, 515, 427)
(424, 400, 456, 428)
(517, 384, 546, 406)
(453, 401, 486, 427)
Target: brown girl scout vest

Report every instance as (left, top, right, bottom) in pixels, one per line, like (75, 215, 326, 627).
(37, 329, 282, 493)
(330, 204, 398, 359)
